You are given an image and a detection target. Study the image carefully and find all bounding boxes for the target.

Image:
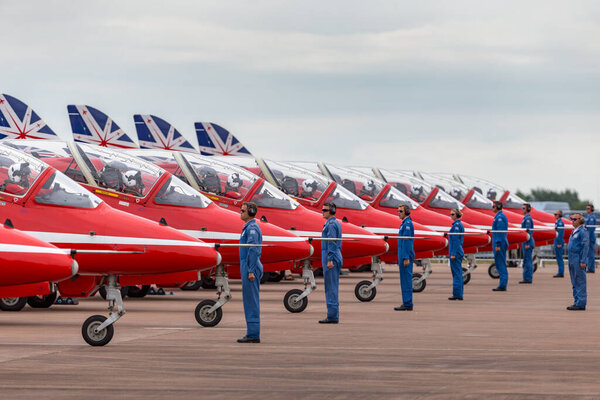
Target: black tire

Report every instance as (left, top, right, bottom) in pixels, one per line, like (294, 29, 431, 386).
(0, 297, 27, 311)
(488, 264, 500, 279)
(462, 267, 471, 285)
(27, 292, 58, 308)
(82, 315, 114, 346)
(283, 288, 308, 313)
(260, 272, 269, 284)
(201, 276, 216, 290)
(99, 286, 129, 300)
(126, 285, 150, 298)
(508, 260, 518, 268)
(412, 273, 426, 293)
(180, 280, 202, 291)
(313, 268, 323, 277)
(354, 280, 376, 302)
(533, 262, 538, 273)
(194, 299, 223, 327)
(268, 271, 285, 282)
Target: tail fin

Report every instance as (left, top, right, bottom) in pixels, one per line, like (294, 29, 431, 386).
(0, 94, 58, 140)
(133, 114, 197, 152)
(67, 105, 138, 148)
(195, 122, 252, 156)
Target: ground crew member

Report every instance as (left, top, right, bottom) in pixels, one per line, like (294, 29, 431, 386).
(567, 214, 589, 310)
(320, 202, 342, 324)
(520, 203, 535, 284)
(554, 210, 565, 278)
(448, 208, 464, 300)
(395, 204, 415, 310)
(238, 202, 263, 343)
(585, 204, 596, 273)
(492, 201, 509, 291)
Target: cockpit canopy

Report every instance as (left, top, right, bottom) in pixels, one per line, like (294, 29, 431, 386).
(0, 142, 101, 209)
(263, 159, 369, 210)
(419, 171, 493, 210)
(447, 173, 525, 208)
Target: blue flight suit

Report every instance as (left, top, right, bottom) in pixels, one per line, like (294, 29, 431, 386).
(585, 213, 596, 272)
(322, 216, 343, 322)
(448, 219, 465, 299)
(492, 211, 509, 289)
(568, 225, 590, 308)
(398, 216, 415, 307)
(239, 219, 263, 339)
(521, 214, 535, 282)
(554, 218, 565, 276)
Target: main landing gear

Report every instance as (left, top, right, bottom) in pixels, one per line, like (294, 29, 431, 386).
(81, 276, 124, 346)
(283, 260, 315, 313)
(194, 264, 230, 327)
(412, 259, 432, 293)
(463, 254, 478, 285)
(354, 256, 383, 302)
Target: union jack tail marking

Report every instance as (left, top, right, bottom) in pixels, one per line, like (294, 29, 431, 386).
(134, 114, 197, 152)
(195, 122, 252, 156)
(0, 94, 58, 140)
(68, 105, 138, 149)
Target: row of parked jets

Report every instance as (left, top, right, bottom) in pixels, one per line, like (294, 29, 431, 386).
(0, 94, 573, 346)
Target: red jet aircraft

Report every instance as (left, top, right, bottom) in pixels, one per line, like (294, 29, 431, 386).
(0, 142, 221, 345)
(9, 140, 313, 325)
(125, 149, 389, 309)
(0, 224, 77, 311)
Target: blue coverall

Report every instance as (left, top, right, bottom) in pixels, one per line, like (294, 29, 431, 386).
(554, 218, 565, 276)
(398, 216, 415, 307)
(322, 216, 343, 322)
(448, 219, 464, 299)
(492, 210, 509, 289)
(585, 213, 596, 272)
(568, 225, 590, 308)
(521, 214, 535, 282)
(239, 219, 263, 339)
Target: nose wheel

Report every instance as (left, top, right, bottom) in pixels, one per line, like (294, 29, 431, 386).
(488, 263, 500, 279)
(80, 276, 125, 347)
(195, 265, 230, 327)
(354, 256, 383, 302)
(283, 260, 315, 313)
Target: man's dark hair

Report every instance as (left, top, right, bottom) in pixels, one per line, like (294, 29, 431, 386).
(243, 202, 258, 217)
(493, 201, 503, 210)
(323, 202, 336, 215)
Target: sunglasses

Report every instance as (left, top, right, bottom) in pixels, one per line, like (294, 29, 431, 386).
(240, 209, 247, 214)
(450, 213, 456, 216)
(322, 209, 330, 213)
(554, 213, 560, 216)
(570, 218, 578, 221)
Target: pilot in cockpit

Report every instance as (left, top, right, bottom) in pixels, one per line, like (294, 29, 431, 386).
(2, 162, 32, 194)
(196, 166, 222, 194)
(122, 170, 144, 196)
(486, 188, 497, 200)
(225, 172, 243, 192)
(300, 179, 319, 199)
(359, 179, 376, 201)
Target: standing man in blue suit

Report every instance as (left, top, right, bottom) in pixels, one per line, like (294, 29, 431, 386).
(320, 202, 343, 324)
(567, 214, 589, 310)
(585, 204, 596, 273)
(395, 204, 415, 310)
(448, 208, 465, 300)
(238, 202, 263, 343)
(520, 203, 535, 284)
(492, 201, 509, 291)
(553, 210, 565, 278)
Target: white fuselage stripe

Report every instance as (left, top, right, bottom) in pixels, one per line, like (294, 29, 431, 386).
(23, 231, 213, 248)
(0, 244, 68, 255)
(180, 230, 306, 243)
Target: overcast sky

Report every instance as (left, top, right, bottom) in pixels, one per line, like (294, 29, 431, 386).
(2, 1, 599, 206)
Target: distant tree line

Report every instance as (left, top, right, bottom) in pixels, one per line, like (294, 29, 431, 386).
(516, 188, 590, 210)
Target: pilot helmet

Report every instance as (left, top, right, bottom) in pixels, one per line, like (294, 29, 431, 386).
(227, 172, 243, 189)
(363, 179, 375, 193)
(8, 162, 31, 183)
(486, 188, 497, 200)
(302, 179, 317, 193)
(450, 188, 462, 199)
(122, 170, 141, 188)
(411, 184, 423, 196)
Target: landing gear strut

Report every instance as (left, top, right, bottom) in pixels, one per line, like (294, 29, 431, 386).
(463, 254, 478, 285)
(354, 256, 383, 302)
(412, 259, 431, 293)
(81, 275, 124, 346)
(195, 264, 229, 327)
(283, 260, 315, 313)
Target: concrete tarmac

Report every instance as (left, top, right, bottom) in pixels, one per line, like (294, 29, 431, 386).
(1, 261, 599, 400)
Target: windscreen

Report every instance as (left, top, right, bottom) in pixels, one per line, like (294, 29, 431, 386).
(322, 163, 386, 202)
(154, 176, 210, 208)
(503, 192, 526, 208)
(78, 143, 163, 197)
(454, 174, 505, 202)
(264, 159, 330, 201)
(249, 180, 299, 210)
(379, 186, 420, 209)
(0, 143, 48, 197)
(35, 171, 102, 209)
